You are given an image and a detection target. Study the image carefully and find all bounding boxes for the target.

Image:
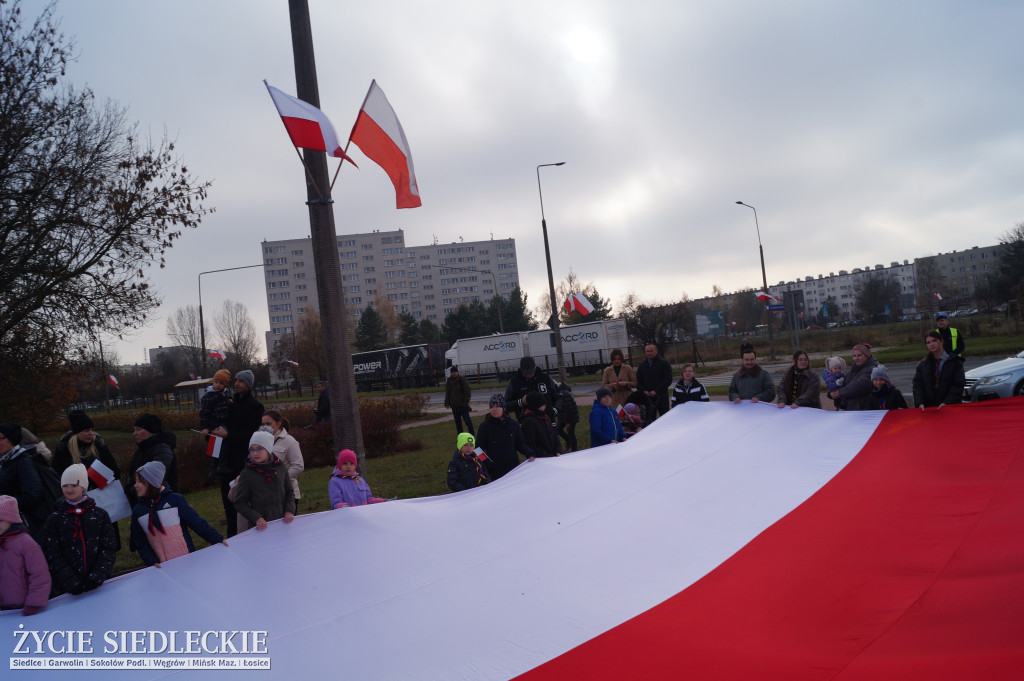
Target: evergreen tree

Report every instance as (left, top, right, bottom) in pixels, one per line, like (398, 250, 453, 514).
(354, 305, 388, 351)
(419, 319, 443, 344)
(398, 310, 421, 345)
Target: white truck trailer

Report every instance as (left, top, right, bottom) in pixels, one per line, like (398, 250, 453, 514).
(445, 318, 629, 380)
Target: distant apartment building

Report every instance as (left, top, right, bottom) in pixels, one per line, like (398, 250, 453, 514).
(768, 260, 918, 320)
(914, 244, 1003, 311)
(261, 229, 520, 357)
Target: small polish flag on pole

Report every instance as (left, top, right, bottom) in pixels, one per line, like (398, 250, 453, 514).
(934, 292, 943, 301)
(265, 81, 358, 166)
(205, 435, 224, 459)
(755, 291, 780, 303)
(209, 350, 227, 362)
(287, 360, 300, 367)
(348, 80, 421, 209)
(87, 460, 116, 490)
(108, 375, 119, 390)
(188, 372, 197, 380)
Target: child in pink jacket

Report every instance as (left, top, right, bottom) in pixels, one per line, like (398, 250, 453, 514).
(0, 495, 51, 615)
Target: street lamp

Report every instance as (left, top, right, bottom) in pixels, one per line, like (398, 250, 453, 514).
(735, 201, 776, 360)
(198, 264, 267, 375)
(538, 162, 567, 384)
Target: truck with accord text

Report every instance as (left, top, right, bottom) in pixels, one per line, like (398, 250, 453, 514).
(444, 318, 629, 380)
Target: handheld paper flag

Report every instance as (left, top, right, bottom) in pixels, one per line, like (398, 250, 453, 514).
(87, 460, 115, 490)
(206, 435, 223, 459)
(349, 80, 421, 208)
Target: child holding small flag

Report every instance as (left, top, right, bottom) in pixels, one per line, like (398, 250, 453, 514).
(42, 464, 117, 595)
(446, 433, 491, 492)
(328, 450, 385, 508)
(130, 461, 226, 567)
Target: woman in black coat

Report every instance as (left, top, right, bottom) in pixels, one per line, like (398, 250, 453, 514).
(912, 331, 966, 410)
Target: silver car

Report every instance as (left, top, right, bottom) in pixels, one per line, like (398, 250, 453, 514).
(963, 349, 1024, 401)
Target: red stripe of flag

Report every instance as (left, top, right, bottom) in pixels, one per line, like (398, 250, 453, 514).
(516, 399, 1024, 680)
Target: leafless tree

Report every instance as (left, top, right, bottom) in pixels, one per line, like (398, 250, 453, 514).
(166, 305, 207, 374)
(214, 300, 260, 370)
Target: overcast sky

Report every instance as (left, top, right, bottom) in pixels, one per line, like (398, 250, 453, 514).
(25, 0, 1024, 364)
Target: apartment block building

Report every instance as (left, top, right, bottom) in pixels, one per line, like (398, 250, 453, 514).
(914, 244, 1003, 310)
(261, 229, 520, 349)
(768, 260, 918, 320)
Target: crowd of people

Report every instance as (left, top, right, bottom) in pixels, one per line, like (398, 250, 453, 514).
(1, 316, 968, 614)
(0, 367, 336, 617)
(448, 315, 969, 492)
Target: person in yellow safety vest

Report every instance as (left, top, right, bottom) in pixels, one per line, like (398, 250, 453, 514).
(935, 312, 965, 360)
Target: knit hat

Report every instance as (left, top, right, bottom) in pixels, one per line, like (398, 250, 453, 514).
(456, 432, 476, 450)
(235, 370, 255, 388)
(134, 413, 162, 434)
(337, 449, 357, 468)
(596, 387, 612, 400)
(519, 356, 536, 374)
(213, 369, 232, 384)
(825, 357, 847, 373)
(0, 495, 21, 524)
(871, 365, 891, 382)
(489, 394, 505, 408)
(624, 402, 639, 414)
(852, 344, 872, 359)
(61, 463, 88, 489)
(524, 392, 546, 411)
(248, 430, 275, 455)
(137, 461, 166, 488)
(0, 423, 23, 446)
(449, 366, 459, 373)
(68, 410, 94, 435)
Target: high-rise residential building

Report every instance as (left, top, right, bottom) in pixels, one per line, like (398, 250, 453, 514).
(260, 228, 520, 359)
(914, 244, 1003, 312)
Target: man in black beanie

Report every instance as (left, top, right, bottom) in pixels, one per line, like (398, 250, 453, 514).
(125, 414, 177, 506)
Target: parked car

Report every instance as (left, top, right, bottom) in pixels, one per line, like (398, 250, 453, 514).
(963, 349, 1024, 401)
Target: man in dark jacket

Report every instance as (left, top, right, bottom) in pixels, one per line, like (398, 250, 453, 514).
(126, 413, 178, 506)
(315, 379, 330, 423)
(211, 369, 264, 536)
(443, 366, 474, 435)
(555, 383, 580, 452)
(913, 331, 966, 410)
(0, 423, 49, 540)
(504, 356, 560, 420)
(475, 395, 534, 480)
(636, 344, 674, 420)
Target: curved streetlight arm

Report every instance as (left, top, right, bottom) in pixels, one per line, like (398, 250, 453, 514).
(198, 263, 267, 374)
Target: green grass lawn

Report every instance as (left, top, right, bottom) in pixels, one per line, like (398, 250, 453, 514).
(106, 407, 595, 576)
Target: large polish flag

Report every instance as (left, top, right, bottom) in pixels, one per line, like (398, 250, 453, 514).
(348, 80, 421, 209)
(264, 81, 357, 165)
(4, 400, 1022, 679)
